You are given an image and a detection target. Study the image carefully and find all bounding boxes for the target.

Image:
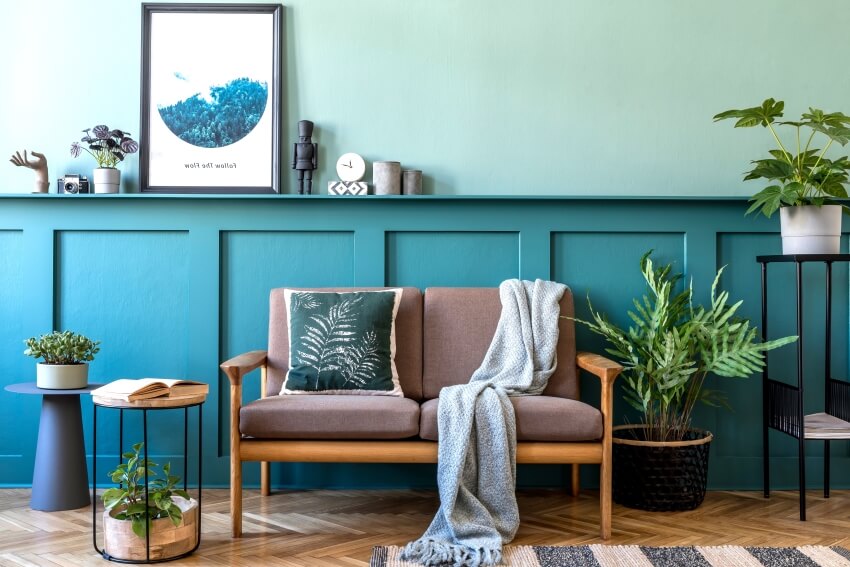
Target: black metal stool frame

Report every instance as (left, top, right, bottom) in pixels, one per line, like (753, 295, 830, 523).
(91, 401, 203, 563)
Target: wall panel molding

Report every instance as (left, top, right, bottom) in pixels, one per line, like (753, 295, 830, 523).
(0, 196, 847, 489)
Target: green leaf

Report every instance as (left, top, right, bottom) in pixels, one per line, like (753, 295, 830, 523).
(167, 504, 183, 527)
(131, 517, 146, 538)
(173, 489, 190, 500)
(156, 496, 172, 511)
(101, 488, 126, 509)
(744, 159, 795, 181)
(746, 185, 784, 217)
(713, 98, 783, 128)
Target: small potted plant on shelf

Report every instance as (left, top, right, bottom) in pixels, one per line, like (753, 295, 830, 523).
(24, 330, 100, 389)
(714, 98, 850, 254)
(70, 125, 139, 194)
(101, 442, 198, 561)
(572, 251, 796, 511)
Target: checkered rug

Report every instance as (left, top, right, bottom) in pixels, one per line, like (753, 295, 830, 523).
(370, 545, 850, 566)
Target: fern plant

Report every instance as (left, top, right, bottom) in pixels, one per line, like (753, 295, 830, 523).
(574, 251, 797, 442)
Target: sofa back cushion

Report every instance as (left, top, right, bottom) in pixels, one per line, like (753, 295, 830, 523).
(422, 287, 578, 400)
(268, 287, 423, 400)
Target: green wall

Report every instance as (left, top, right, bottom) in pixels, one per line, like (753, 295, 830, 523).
(1, 195, 848, 492)
(4, 0, 850, 195)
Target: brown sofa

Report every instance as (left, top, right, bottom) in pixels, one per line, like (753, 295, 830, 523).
(221, 287, 622, 539)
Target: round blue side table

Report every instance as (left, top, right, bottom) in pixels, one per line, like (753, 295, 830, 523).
(4, 382, 102, 511)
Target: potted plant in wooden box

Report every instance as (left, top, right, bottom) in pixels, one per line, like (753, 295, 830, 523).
(573, 252, 796, 511)
(101, 443, 198, 561)
(714, 98, 850, 254)
(24, 330, 100, 389)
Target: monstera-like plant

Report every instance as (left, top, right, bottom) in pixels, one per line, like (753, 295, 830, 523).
(714, 98, 850, 254)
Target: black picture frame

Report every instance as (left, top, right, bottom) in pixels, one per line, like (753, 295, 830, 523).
(140, 3, 282, 194)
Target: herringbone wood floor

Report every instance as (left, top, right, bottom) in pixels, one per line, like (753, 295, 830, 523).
(0, 488, 848, 566)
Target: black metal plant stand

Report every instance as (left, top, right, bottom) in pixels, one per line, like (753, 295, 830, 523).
(91, 400, 204, 563)
(759, 254, 850, 521)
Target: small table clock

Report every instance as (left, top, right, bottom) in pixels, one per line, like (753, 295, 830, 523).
(329, 152, 368, 195)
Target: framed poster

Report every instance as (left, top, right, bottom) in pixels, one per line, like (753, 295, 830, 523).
(140, 3, 282, 194)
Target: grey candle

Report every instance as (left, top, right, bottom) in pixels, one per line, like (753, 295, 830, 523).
(402, 170, 422, 195)
(373, 161, 401, 195)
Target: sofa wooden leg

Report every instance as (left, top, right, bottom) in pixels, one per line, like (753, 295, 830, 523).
(260, 461, 271, 496)
(600, 463, 612, 540)
(570, 464, 580, 496)
(231, 458, 243, 538)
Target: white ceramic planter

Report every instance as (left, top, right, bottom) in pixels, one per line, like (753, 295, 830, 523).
(780, 205, 842, 255)
(36, 363, 88, 389)
(93, 167, 120, 194)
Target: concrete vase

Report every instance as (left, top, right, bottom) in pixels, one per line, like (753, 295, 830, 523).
(93, 168, 120, 194)
(36, 363, 88, 389)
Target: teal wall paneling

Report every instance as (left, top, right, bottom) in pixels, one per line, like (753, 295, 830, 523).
(0, 231, 28, 483)
(1, 194, 849, 491)
(57, 231, 191, 480)
(386, 232, 520, 288)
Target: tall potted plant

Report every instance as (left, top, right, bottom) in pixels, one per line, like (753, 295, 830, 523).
(24, 330, 100, 389)
(573, 252, 796, 511)
(714, 98, 850, 254)
(70, 125, 139, 194)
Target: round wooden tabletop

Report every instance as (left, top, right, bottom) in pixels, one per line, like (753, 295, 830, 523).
(91, 392, 207, 409)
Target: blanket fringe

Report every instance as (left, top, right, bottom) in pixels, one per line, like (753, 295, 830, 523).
(400, 539, 502, 567)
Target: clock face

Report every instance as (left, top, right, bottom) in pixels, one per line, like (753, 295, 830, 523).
(336, 152, 366, 182)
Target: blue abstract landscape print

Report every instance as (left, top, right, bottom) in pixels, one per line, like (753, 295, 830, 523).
(157, 77, 268, 148)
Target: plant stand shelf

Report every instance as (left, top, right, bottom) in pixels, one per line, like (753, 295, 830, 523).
(758, 254, 850, 522)
(804, 412, 850, 440)
(91, 393, 205, 564)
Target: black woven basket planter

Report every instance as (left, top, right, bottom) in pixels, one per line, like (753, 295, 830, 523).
(612, 425, 713, 512)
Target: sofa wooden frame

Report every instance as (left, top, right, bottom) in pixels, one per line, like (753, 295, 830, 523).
(222, 350, 621, 540)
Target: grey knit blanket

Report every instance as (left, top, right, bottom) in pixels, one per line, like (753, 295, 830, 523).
(401, 279, 568, 567)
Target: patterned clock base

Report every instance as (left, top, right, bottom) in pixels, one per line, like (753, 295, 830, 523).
(328, 181, 369, 195)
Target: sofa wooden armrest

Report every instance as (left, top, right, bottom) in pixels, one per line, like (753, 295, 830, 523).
(576, 351, 622, 539)
(221, 350, 268, 386)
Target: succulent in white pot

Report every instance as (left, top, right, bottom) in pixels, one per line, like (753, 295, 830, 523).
(24, 330, 100, 389)
(714, 98, 850, 254)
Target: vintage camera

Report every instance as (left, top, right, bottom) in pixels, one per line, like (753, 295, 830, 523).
(57, 175, 90, 194)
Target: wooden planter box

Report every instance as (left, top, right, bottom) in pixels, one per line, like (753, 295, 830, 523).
(103, 497, 198, 561)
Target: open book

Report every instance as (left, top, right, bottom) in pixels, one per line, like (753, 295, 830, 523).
(91, 378, 209, 402)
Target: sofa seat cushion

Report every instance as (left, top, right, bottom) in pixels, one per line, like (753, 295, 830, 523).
(240, 395, 420, 439)
(419, 396, 602, 442)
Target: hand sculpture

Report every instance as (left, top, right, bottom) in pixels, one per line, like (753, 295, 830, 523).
(10, 150, 49, 193)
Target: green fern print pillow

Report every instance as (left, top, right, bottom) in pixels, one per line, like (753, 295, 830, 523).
(281, 289, 403, 396)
